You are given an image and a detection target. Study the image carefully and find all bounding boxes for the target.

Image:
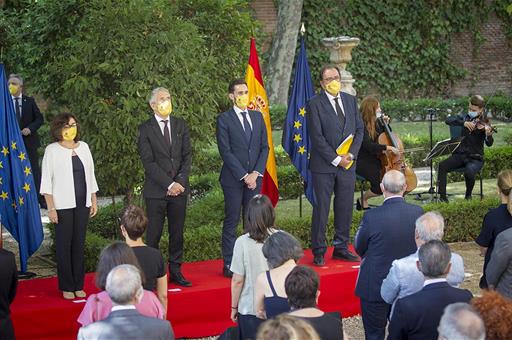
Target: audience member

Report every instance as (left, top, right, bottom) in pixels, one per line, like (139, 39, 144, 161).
(77, 264, 173, 340)
(230, 194, 276, 339)
(286, 266, 345, 340)
(120, 205, 168, 311)
(0, 249, 17, 340)
(471, 290, 512, 340)
(381, 212, 465, 314)
(437, 303, 485, 340)
(388, 240, 473, 340)
(475, 169, 512, 288)
(486, 227, 512, 298)
(78, 242, 164, 326)
(254, 231, 303, 319)
(354, 170, 424, 340)
(256, 314, 320, 340)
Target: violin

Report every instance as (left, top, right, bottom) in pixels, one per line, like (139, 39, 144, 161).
(471, 117, 498, 133)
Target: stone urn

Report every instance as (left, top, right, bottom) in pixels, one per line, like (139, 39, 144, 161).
(322, 36, 360, 96)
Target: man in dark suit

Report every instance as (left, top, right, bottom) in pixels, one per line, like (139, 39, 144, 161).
(0, 249, 17, 340)
(355, 170, 424, 340)
(8, 74, 45, 208)
(216, 79, 269, 277)
(137, 87, 192, 286)
(388, 240, 473, 340)
(306, 65, 364, 266)
(77, 264, 174, 340)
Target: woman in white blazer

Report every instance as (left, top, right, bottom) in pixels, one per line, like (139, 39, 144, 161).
(40, 113, 98, 300)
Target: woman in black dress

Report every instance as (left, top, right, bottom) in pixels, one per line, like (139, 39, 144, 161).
(356, 96, 399, 210)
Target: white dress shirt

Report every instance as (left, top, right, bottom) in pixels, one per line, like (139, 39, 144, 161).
(325, 92, 348, 167)
(11, 93, 23, 117)
(233, 105, 253, 130)
(153, 114, 172, 145)
(111, 305, 137, 312)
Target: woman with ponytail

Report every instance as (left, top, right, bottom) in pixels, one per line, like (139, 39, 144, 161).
(475, 169, 512, 289)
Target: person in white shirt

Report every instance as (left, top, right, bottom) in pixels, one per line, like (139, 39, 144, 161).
(40, 113, 98, 300)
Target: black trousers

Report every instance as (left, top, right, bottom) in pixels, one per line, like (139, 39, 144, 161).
(145, 195, 187, 274)
(360, 299, 390, 340)
(25, 143, 43, 204)
(438, 153, 483, 197)
(221, 178, 262, 267)
(237, 313, 263, 340)
(0, 318, 15, 340)
(311, 169, 356, 255)
(55, 206, 89, 291)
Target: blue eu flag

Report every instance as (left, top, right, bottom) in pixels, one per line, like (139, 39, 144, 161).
(282, 38, 315, 205)
(0, 64, 43, 272)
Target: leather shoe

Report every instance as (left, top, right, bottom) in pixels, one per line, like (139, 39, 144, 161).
(439, 196, 449, 203)
(332, 249, 359, 262)
(170, 272, 192, 287)
(313, 254, 325, 266)
(223, 266, 233, 278)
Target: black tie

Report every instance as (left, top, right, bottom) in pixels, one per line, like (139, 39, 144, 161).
(161, 120, 171, 148)
(334, 97, 345, 125)
(241, 111, 252, 143)
(15, 97, 21, 122)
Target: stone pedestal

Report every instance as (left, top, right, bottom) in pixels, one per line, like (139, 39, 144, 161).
(322, 36, 360, 96)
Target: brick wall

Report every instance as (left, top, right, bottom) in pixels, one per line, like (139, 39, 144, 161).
(249, 0, 278, 52)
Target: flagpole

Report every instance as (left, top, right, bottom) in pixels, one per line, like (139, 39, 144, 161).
(0, 222, 3, 249)
(298, 22, 305, 219)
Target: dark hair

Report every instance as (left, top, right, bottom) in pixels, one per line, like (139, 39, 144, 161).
(418, 240, 451, 278)
(95, 242, 145, 290)
(50, 112, 80, 142)
(228, 78, 248, 93)
(319, 64, 341, 81)
(285, 266, 319, 309)
(244, 194, 275, 243)
(263, 231, 303, 269)
(470, 95, 485, 109)
(120, 205, 148, 241)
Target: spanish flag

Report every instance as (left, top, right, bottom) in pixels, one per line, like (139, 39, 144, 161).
(245, 38, 279, 206)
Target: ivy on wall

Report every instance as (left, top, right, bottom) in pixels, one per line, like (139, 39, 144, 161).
(301, 0, 508, 98)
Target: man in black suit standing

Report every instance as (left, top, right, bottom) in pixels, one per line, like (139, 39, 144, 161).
(8, 74, 45, 208)
(216, 79, 269, 277)
(355, 170, 423, 340)
(306, 65, 364, 266)
(137, 87, 192, 287)
(388, 240, 473, 340)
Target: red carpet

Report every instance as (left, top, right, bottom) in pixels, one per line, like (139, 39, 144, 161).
(11, 247, 360, 339)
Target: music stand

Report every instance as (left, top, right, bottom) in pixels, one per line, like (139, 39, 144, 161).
(423, 137, 462, 163)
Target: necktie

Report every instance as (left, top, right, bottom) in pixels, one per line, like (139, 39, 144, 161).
(161, 120, 171, 148)
(334, 97, 345, 125)
(15, 97, 21, 122)
(241, 111, 252, 143)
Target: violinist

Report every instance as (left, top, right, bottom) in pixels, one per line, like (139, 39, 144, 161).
(356, 96, 399, 210)
(438, 95, 494, 203)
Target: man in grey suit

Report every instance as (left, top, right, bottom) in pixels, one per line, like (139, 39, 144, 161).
(306, 65, 364, 266)
(77, 264, 174, 340)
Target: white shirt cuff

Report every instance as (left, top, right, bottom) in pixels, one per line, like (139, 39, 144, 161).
(331, 156, 341, 167)
(167, 182, 175, 191)
(240, 173, 249, 181)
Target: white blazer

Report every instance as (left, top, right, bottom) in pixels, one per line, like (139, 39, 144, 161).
(40, 141, 99, 209)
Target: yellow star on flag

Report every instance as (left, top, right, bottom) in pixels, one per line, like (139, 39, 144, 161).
(11, 141, 17, 150)
(24, 166, 32, 176)
(299, 107, 306, 116)
(293, 134, 302, 143)
(19, 196, 24, 206)
(0, 161, 3, 168)
(23, 183, 31, 193)
(1, 146, 8, 156)
(18, 152, 26, 161)
(294, 120, 302, 129)
(298, 146, 306, 154)
(0, 191, 8, 200)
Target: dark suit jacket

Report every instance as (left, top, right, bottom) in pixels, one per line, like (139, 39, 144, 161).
(355, 197, 423, 302)
(387, 282, 473, 340)
(137, 115, 191, 199)
(306, 91, 363, 173)
(77, 309, 174, 340)
(216, 108, 269, 187)
(0, 249, 17, 340)
(18, 95, 43, 150)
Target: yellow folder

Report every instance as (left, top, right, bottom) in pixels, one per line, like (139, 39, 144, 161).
(336, 134, 354, 169)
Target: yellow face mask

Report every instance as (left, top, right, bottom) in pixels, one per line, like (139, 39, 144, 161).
(235, 94, 249, 110)
(325, 80, 342, 96)
(62, 126, 77, 141)
(9, 84, 20, 96)
(157, 100, 172, 117)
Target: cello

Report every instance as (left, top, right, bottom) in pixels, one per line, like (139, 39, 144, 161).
(377, 117, 418, 193)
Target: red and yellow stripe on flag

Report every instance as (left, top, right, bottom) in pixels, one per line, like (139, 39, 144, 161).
(245, 38, 279, 206)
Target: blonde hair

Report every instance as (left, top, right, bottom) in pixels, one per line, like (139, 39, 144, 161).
(256, 314, 320, 340)
(497, 169, 512, 215)
(360, 96, 380, 140)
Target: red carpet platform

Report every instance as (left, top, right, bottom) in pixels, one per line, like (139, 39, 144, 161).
(11, 247, 360, 339)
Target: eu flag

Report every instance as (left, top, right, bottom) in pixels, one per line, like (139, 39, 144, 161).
(282, 37, 315, 205)
(0, 64, 43, 272)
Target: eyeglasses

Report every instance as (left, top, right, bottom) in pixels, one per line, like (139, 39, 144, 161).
(323, 76, 340, 82)
(64, 123, 77, 129)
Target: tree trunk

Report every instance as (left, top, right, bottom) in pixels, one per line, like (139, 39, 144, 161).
(266, 0, 303, 107)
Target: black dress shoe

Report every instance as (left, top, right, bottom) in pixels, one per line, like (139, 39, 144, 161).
(439, 196, 449, 203)
(313, 254, 325, 266)
(170, 272, 192, 287)
(356, 199, 370, 211)
(464, 195, 472, 200)
(223, 266, 233, 278)
(332, 249, 359, 262)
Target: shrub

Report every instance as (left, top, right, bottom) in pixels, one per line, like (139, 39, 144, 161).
(186, 188, 225, 229)
(269, 104, 288, 129)
(277, 165, 303, 199)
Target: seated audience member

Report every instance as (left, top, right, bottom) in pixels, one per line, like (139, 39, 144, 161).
(78, 242, 164, 326)
(471, 290, 512, 340)
(486, 227, 512, 299)
(256, 314, 320, 340)
(475, 169, 512, 289)
(437, 303, 485, 340)
(254, 231, 303, 319)
(120, 205, 167, 311)
(381, 212, 465, 314)
(286, 266, 345, 340)
(0, 249, 18, 340)
(230, 194, 277, 339)
(388, 240, 473, 340)
(78, 264, 174, 340)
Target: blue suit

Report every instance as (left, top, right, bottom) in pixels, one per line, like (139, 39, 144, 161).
(216, 108, 269, 266)
(355, 197, 423, 340)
